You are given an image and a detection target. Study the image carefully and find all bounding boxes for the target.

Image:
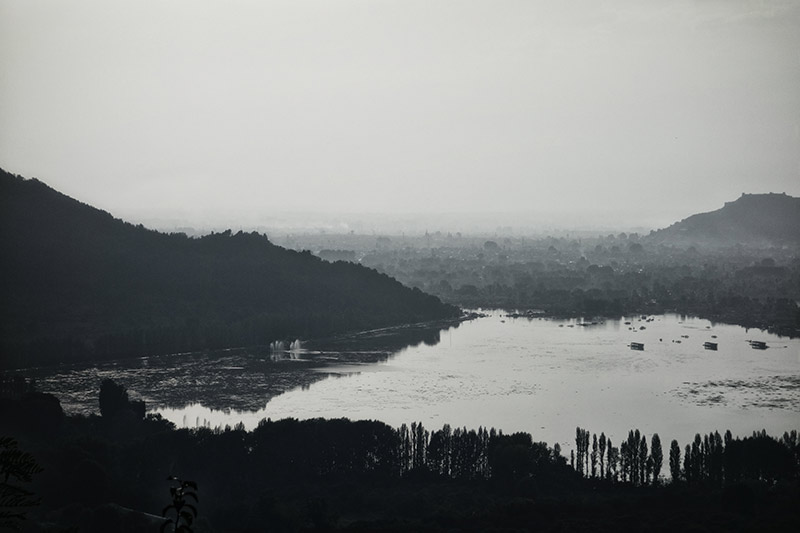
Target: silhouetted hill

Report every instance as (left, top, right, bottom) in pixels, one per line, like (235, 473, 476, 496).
(0, 169, 459, 368)
(648, 193, 800, 246)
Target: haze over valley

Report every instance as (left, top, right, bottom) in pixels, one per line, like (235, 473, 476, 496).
(1, 1, 799, 531)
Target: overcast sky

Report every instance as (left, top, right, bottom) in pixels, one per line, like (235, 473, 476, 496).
(1, 0, 798, 231)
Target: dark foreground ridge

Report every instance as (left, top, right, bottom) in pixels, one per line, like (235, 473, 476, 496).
(1, 380, 798, 532)
(0, 169, 459, 369)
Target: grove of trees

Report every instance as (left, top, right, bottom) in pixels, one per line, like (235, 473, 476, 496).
(2, 380, 798, 531)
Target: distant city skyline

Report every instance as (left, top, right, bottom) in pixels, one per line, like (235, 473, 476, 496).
(2, 1, 798, 232)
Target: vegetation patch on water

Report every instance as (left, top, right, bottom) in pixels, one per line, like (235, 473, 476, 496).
(675, 375, 800, 411)
(6, 317, 465, 415)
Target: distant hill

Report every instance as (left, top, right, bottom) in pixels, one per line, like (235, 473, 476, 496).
(648, 193, 800, 246)
(0, 169, 459, 368)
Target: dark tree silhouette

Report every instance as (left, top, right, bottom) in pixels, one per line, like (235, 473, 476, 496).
(606, 438, 617, 481)
(409, 421, 428, 472)
(598, 432, 606, 479)
(684, 444, 692, 484)
(620, 441, 628, 483)
(708, 431, 724, 485)
(0, 437, 43, 530)
(161, 476, 198, 533)
(99, 378, 145, 421)
(489, 433, 536, 482)
(638, 436, 648, 485)
(99, 378, 129, 418)
(553, 442, 562, 464)
(575, 427, 585, 477)
(650, 433, 663, 485)
(624, 430, 639, 484)
(691, 433, 702, 482)
(669, 439, 681, 482)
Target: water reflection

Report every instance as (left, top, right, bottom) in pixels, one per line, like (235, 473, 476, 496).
(230, 311, 799, 456)
(11, 311, 800, 458)
(12, 317, 460, 414)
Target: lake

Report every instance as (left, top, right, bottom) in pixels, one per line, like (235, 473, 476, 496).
(22, 312, 800, 453)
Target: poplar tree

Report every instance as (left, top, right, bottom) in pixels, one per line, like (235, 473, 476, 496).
(606, 438, 614, 481)
(620, 441, 628, 483)
(583, 430, 590, 475)
(692, 434, 702, 482)
(651, 434, 663, 485)
(684, 444, 692, 484)
(639, 437, 648, 486)
(669, 439, 681, 482)
(598, 433, 606, 479)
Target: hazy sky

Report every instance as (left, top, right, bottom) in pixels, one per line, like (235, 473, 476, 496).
(1, 0, 798, 230)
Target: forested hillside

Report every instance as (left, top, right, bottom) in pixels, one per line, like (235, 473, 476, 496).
(0, 169, 458, 368)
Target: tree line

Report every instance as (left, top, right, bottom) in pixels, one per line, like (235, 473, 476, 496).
(573, 426, 798, 487)
(359, 233, 800, 337)
(2, 380, 799, 530)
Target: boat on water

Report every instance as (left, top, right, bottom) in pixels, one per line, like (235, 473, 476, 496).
(629, 342, 645, 351)
(748, 340, 768, 350)
(703, 342, 718, 351)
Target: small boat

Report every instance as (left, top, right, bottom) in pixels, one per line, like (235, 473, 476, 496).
(629, 342, 645, 351)
(703, 342, 718, 351)
(748, 340, 768, 350)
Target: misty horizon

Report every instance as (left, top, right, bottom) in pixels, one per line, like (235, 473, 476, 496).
(105, 197, 759, 237)
(2, 0, 798, 231)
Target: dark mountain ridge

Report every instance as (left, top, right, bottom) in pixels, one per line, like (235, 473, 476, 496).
(0, 169, 458, 369)
(648, 192, 800, 246)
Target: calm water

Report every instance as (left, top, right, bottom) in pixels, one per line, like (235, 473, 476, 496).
(153, 312, 799, 451)
(19, 312, 799, 453)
